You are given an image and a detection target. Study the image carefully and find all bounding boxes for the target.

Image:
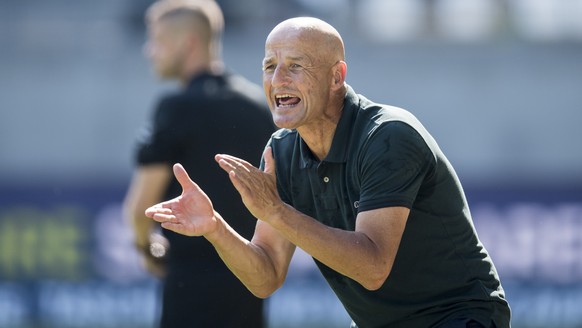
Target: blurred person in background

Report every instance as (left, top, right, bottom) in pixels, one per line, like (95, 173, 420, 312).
(123, 0, 273, 327)
(145, 16, 511, 328)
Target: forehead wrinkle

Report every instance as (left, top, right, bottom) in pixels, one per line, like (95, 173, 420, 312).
(265, 39, 320, 66)
(263, 48, 312, 65)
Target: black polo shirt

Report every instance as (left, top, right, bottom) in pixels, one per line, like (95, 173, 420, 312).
(268, 86, 510, 328)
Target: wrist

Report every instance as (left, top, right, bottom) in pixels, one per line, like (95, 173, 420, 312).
(266, 202, 292, 226)
(134, 233, 169, 259)
(204, 211, 226, 244)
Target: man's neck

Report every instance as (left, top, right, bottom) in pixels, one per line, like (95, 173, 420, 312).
(180, 59, 223, 86)
(297, 106, 343, 161)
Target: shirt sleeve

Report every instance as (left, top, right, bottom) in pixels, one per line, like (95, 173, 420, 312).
(267, 134, 294, 206)
(136, 96, 193, 165)
(357, 121, 435, 212)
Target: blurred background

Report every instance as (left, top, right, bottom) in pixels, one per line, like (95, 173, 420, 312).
(1, 0, 581, 327)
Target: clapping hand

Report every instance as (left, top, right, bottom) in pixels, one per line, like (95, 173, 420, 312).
(215, 147, 282, 223)
(145, 163, 219, 237)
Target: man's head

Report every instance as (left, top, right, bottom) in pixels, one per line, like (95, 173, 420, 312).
(145, 0, 224, 81)
(262, 17, 347, 131)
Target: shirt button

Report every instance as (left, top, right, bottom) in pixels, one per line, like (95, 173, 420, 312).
(323, 177, 330, 183)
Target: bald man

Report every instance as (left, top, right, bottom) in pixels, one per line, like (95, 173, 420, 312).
(123, 1, 273, 327)
(145, 17, 511, 328)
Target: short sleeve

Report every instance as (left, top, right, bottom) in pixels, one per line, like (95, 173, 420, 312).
(357, 121, 435, 212)
(136, 97, 193, 165)
(268, 132, 295, 206)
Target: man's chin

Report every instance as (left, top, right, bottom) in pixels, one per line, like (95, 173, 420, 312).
(272, 110, 303, 130)
(273, 117, 298, 130)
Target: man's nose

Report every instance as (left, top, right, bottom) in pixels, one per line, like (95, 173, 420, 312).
(271, 66, 291, 87)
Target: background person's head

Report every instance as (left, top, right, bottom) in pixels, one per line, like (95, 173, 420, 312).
(144, 0, 224, 82)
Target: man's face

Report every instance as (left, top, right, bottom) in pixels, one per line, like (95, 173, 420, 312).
(262, 29, 335, 130)
(145, 21, 187, 79)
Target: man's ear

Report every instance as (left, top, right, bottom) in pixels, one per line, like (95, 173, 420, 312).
(184, 33, 200, 52)
(332, 61, 347, 88)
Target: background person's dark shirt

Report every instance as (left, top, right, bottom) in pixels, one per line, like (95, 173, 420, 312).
(268, 86, 511, 328)
(136, 71, 274, 328)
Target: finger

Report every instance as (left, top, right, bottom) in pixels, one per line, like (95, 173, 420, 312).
(213, 156, 246, 197)
(215, 155, 256, 196)
(216, 154, 253, 171)
(145, 203, 173, 217)
(145, 206, 162, 218)
(151, 213, 177, 223)
(173, 163, 198, 192)
(263, 147, 275, 175)
(216, 156, 254, 180)
(227, 168, 245, 190)
(215, 155, 237, 173)
(160, 221, 183, 232)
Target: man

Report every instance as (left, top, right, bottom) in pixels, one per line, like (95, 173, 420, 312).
(145, 17, 511, 328)
(123, 1, 273, 327)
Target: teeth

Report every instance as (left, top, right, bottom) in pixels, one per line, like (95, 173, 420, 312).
(275, 93, 299, 108)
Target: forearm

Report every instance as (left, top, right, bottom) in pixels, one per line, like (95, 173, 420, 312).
(124, 164, 171, 247)
(124, 200, 156, 247)
(267, 204, 400, 290)
(205, 213, 288, 298)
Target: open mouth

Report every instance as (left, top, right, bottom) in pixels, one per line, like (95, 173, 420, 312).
(275, 94, 301, 108)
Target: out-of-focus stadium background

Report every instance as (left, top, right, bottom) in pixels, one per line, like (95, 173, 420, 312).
(1, 0, 581, 327)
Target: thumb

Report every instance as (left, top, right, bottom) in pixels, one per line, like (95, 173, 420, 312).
(173, 163, 196, 192)
(263, 147, 276, 175)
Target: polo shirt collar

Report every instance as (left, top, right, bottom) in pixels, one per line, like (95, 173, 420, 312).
(187, 71, 225, 89)
(298, 85, 359, 167)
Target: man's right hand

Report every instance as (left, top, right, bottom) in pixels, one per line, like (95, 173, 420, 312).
(145, 163, 219, 237)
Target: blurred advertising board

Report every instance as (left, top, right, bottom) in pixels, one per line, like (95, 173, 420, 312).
(0, 185, 581, 328)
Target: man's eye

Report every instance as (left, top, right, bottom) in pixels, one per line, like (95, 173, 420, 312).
(290, 64, 301, 69)
(263, 64, 275, 72)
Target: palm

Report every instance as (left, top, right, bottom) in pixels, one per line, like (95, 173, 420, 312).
(146, 164, 217, 237)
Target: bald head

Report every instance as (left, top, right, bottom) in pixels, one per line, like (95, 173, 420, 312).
(266, 17, 345, 65)
(262, 17, 347, 132)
